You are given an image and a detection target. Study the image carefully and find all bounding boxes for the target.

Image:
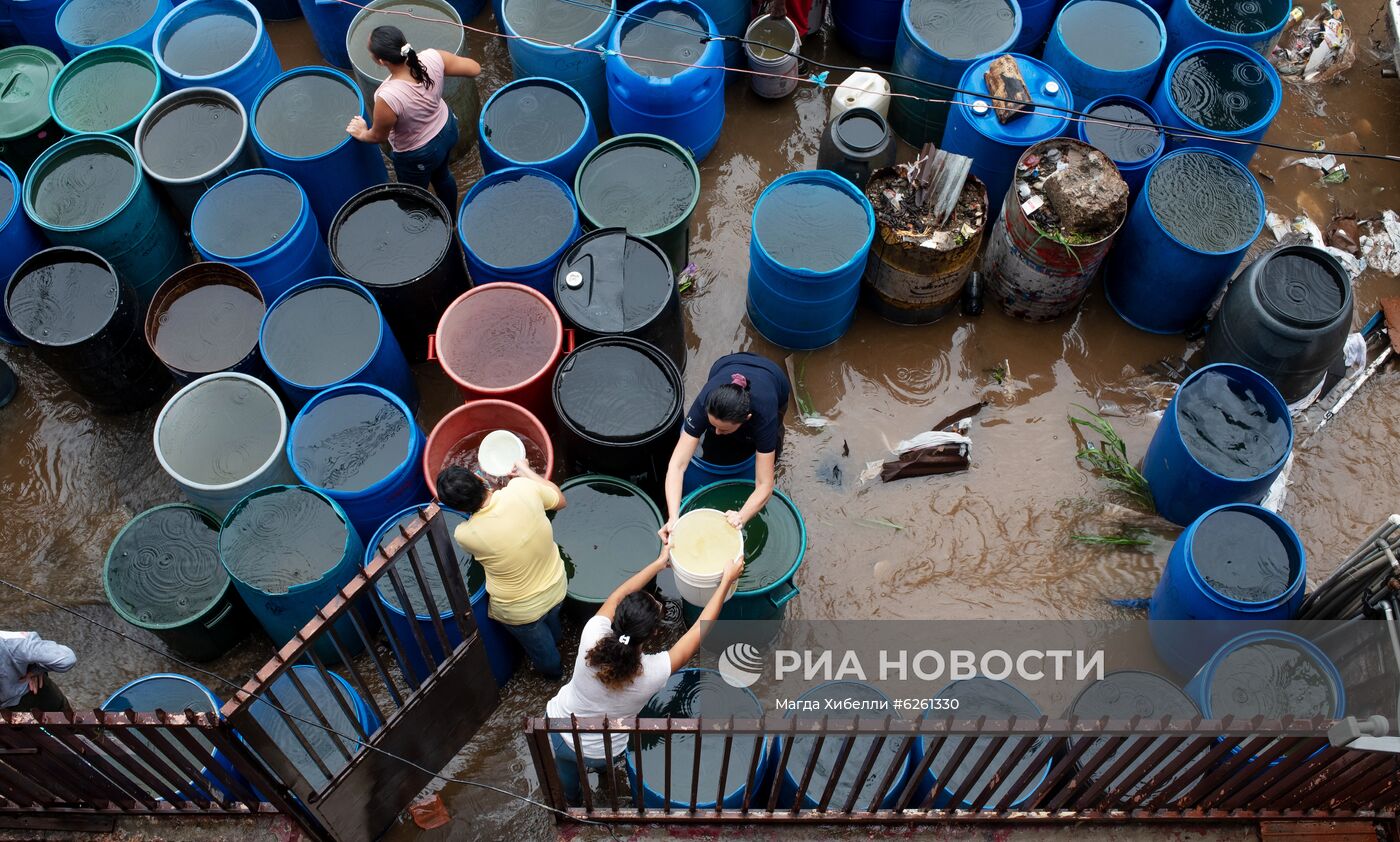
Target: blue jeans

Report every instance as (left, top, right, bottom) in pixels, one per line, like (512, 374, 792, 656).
(391, 113, 459, 209)
(502, 600, 563, 679)
(551, 732, 617, 806)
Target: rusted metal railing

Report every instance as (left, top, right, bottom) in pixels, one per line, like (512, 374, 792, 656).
(525, 715, 1400, 822)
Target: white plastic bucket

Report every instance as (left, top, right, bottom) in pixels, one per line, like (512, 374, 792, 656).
(744, 14, 801, 100)
(670, 508, 742, 607)
(831, 68, 891, 120)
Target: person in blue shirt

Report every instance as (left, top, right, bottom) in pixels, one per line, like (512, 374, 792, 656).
(660, 352, 791, 542)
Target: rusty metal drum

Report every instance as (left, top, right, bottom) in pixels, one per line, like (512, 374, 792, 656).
(861, 172, 987, 325)
(982, 139, 1126, 322)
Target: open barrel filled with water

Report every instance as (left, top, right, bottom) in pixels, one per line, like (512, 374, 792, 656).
(145, 263, 267, 386)
(1149, 502, 1306, 675)
(1076, 95, 1165, 196)
(289, 382, 429, 543)
(153, 0, 282, 109)
(48, 45, 161, 141)
(219, 484, 365, 661)
(1141, 363, 1292, 525)
(889, 0, 1021, 145)
(501, 0, 617, 125)
(1152, 40, 1281, 165)
(1065, 671, 1200, 804)
(1164, 0, 1291, 59)
(574, 133, 700, 276)
(0, 46, 64, 180)
(423, 399, 555, 496)
(1203, 244, 1354, 403)
(479, 76, 597, 183)
(103, 504, 251, 661)
(246, 665, 381, 789)
(330, 183, 466, 363)
(260, 276, 416, 409)
(816, 107, 896, 190)
(54, 0, 171, 58)
(605, 0, 726, 162)
(1104, 148, 1264, 334)
(458, 166, 580, 296)
(917, 678, 1051, 809)
(136, 87, 260, 220)
(254, 66, 388, 239)
(24, 133, 188, 307)
(0, 160, 45, 345)
(553, 228, 685, 370)
(627, 669, 767, 808)
(747, 170, 875, 350)
(552, 336, 682, 492)
(5, 246, 170, 411)
(153, 371, 295, 517)
(1042, 0, 1165, 105)
(554, 474, 663, 622)
(367, 505, 519, 687)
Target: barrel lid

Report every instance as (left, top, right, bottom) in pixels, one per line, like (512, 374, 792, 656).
(330, 185, 452, 287)
(219, 486, 351, 595)
(50, 46, 161, 135)
(57, 0, 161, 47)
(1205, 634, 1339, 719)
(504, 0, 612, 45)
(371, 508, 485, 613)
(576, 135, 699, 237)
(1257, 246, 1348, 327)
(680, 480, 804, 594)
(104, 505, 229, 630)
(553, 229, 674, 335)
(0, 47, 63, 140)
(348, 0, 464, 83)
(555, 474, 663, 604)
(102, 674, 218, 713)
(553, 338, 680, 444)
(955, 53, 1072, 144)
(250, 666, 362, 789)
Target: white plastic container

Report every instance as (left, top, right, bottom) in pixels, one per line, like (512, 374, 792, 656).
(745, 14, 802, 100)
(670, 508, 742, 607)
(478, 429, 525, 477)
(831, 68, 891, 121)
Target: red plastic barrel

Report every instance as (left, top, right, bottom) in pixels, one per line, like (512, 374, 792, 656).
(423, 399, 556, 497)
(429, 282, 569, 419)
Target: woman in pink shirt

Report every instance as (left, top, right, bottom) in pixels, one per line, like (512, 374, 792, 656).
(346, 26, 480, 208)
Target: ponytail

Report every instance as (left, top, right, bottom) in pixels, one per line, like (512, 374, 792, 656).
(585, 593, 662, 689)
(705, 373, 752, 423)
(368, 25, 434, 89)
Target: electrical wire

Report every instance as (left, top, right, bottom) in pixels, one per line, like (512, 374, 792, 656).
(331, 0, 1400, 164)
(0, 575, 625, 840)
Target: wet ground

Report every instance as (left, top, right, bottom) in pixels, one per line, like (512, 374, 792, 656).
(2, 2, 1399, 840)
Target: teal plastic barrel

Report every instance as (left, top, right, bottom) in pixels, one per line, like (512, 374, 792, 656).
(153, 0, 282, 110)
(574, 133, 700, 275)
(55, 0, 172, 58)
(48, 45, 161, 141)
(0, 159, 46, 345)
(103, 503, 252, 662)
(0, 46, 64, 180)
(220, 484, 366, 662)
(23, 132, 188, 308)
(501, 0, 616, 123)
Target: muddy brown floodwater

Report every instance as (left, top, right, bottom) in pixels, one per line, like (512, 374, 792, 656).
(1, 3, 1398, 840)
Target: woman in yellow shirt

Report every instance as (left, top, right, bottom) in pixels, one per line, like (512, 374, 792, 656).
(436, 461, 568, 678)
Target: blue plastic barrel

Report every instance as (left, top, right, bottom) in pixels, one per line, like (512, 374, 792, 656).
(260, 276, 417, 409)
(830, 0, 901, 60)
(220, 484, 365, 661)
(1042, 0, 1164, 106)
(1075, 94, 1165, 197)
(191, 169, 332, 306)
(247, 0, 301, 20)
(605, 0, 726, 162)
(289, 382, 429, 542)
(1104, 148, 1264, 334)
(248, 665, 382, 790)
(1140, 363, 1292, 527)
(889, 0, 1022, 146)
(691, 0, 746, 70)
(941, 53, 1073, 221)
(918, 678, 1052, 809)
(0, 1, 22, 46)
(682, 452, 755, 496)
(366, 505, 519, 688)
(296, 0, 354, 67)
(1185, 631, 1344, 728)
(1152, 41, 1280, 166)
(101, 673, 246, 800)
(478, 77, 597, 183)
(22, 133, 188, 308)
(457, 166, 580, 296)
(0, 160, 44, 345)
(747, 170, 875, 350)
(1148, 503, 1305, 675)
(54, 0, 171, 58)
(1163, 0, 1289, 59)
(500, 0, 616, 124)
(251, 66, 387, 239)
(1013, 0, 1057, 53)
(153, 0, 282, 110)
(10, 0, 65, 54)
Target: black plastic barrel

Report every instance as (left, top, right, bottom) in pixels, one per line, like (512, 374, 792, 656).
(553, 227, 685, 370)
(552, 336, 682, 493)
(330, 183, 469, 363)
(816, 107, 897, 190)
(1203, 244, 1353, 403)
(4, 246, 170, 411)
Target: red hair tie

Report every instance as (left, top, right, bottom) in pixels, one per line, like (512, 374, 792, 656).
(730, 373, 748, 389)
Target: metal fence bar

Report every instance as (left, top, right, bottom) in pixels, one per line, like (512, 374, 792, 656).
(711, 716, 733, 815)
(1297, 750, 1396, 810)
(789, 715, 826, 814)
(816, 731, 856, 812)
(382, 562, 439, 678)
(398, 534, 454, 656)
(43, 723, 154, 810)
(304, 651, 371, 745)
(137, 715, 231, 809)
(0, 723, 96, 805)
(420, 505, 475, 642)
(688, 716, 703, 812)
(101, 723, 200, 806)
(359, 596, 411, 704)
(839, 719, 887, 815)
(20, 723, 138, 808)
(969, 730, 1041, 812)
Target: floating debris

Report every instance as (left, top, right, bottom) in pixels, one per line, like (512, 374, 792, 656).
(1271, 1, 1354, 84)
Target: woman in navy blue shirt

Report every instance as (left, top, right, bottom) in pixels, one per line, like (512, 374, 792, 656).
(660, 352, 791, 542)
